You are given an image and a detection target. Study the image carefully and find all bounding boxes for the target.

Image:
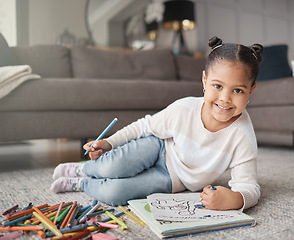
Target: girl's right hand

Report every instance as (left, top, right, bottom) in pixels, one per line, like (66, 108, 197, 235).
(83, 140, 112, 160)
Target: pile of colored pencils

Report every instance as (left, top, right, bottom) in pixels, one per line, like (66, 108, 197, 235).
(0, 200, 144, 240)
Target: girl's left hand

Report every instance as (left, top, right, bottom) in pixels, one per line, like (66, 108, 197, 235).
(200, 185, 244, 210)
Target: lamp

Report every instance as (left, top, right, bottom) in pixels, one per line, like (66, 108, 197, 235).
(162, 0, 196, 55)
(145, 20, 159, 41)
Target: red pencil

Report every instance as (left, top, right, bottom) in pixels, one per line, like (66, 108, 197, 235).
(2, 205, 18, 215)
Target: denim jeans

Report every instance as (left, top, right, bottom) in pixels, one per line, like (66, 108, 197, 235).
(80, 136, 172, 206)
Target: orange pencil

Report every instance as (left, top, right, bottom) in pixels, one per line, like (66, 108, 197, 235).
(60, 201, 77, 229)
(53, 202, 64, 225)
(66, 204, 78, 227)
(32, 206, 55, 227)
(0, 226, 44, 231)
(7, 204, 48, 220)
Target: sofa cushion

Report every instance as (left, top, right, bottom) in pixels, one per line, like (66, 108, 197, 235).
(174, 55, 206, 81)
(257, 44, 292, 81)
(71, 47, 177, 80)
(11, 45, 72, 78)
(0, 78, 203, 111)
(248, 77, 294, 106)
(0, 32, 19, 67)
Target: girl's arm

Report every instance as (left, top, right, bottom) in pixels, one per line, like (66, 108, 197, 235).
(200, 185, 244, 210)
(200, 159, 260, 211)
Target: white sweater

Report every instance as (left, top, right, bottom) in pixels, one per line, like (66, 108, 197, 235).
(106, 97, 260, 209)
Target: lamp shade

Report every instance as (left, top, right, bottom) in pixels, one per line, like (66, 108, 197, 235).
(163, 0, 196, 31)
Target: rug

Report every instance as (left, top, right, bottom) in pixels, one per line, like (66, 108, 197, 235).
(0, 146, 293, 239)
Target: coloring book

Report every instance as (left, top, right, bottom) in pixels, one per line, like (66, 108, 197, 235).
(128, 193, 255, 239)
(147, 192, 241, 222)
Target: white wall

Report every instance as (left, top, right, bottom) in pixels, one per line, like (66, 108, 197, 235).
(28, 0, 87, 45)
(0, 0, 17, 46)
(196, 0, 294, 60)
(14, 0, 294, 61)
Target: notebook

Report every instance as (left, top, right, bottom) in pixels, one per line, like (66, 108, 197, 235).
(128, 193, 255, 239)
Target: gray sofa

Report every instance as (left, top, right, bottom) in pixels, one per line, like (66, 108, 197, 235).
(0, 45, 204, 143)
(0, 45, 293, 147)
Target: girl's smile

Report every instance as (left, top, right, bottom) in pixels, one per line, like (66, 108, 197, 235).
(201, 60, 256, 132)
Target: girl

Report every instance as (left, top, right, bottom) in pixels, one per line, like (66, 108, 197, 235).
(51, 36, 263, 210)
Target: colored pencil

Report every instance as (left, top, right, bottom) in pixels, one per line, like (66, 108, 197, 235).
(7, 204, 48, 220)
(119, 206, 145, 226)
(105, 211, 128, 229)
(32, 206, 55, 226)
(53, 202, 64, 225)
(60, 201, 77, 229)
(2, 205, 18, 215)
(0, 226, 44, 231)
(33, 212, 62, 237)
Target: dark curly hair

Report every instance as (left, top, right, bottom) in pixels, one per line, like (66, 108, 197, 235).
(205, 36, 263, 86)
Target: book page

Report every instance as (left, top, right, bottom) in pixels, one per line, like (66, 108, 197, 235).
(147, 193, 241, 222)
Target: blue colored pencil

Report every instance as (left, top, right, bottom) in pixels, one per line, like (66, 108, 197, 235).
(84, 118, 118, 155)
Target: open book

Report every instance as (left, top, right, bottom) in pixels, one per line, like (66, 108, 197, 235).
(128, 193, 255, 239)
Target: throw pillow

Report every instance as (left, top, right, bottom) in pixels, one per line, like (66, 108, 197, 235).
(0, 32, 19, 66)
(257, 44, 292, 81)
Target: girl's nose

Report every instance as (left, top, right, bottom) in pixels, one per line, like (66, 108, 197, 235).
(219, 90, 231, 103)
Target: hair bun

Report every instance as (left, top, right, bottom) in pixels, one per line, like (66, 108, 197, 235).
(250, 44, 263, 62)
(209, 36, 223, 49)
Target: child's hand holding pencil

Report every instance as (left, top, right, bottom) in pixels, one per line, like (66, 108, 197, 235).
(83, 118, 117, 160)
(83, 139, 112, 160)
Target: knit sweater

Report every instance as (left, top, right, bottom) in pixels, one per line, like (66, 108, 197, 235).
(106, 97, 260, 209)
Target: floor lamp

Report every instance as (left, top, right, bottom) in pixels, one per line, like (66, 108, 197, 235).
(162, 0, 196, 55)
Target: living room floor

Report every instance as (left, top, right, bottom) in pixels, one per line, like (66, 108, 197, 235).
(0, 139, 84, 173)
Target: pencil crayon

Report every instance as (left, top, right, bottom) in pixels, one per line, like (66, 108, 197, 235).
(60, 201, 77, 229)
(53, 202, 64, 225)
(56, 206, 71, 223)
(0, 226, 44, 231)
(3, 207, 48, 227)
(119, 206, 145, 226)
(32, 206, 55, 226)
(68, 205, 80, 227)
(2, 205, 18, 215)
(105, 211, 128, 229)
(101, 212, 125, 223)
(7, 204, 48, 220)
(85, 208, 114, 218)
(46, 223, 88, 238)
(76, 206, 91, 223)
(33, 212, 62, 237)
(23, 203, 32, 211)
(79, 202, 100, 223)
(96, 221, 119, 229)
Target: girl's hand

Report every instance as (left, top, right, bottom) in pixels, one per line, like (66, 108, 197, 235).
(200, 185, 244, 210)
(83, 140, 112, 160)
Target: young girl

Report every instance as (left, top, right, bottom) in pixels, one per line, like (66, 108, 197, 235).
(51, 36, 263, 210)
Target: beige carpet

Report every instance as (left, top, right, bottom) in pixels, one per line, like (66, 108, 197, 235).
(0, 146, 293, 239)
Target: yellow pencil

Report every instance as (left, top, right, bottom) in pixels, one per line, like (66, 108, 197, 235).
(119, 206, 145, 227)
(105, 211, 128, 229)
(33, 212, 62, 237)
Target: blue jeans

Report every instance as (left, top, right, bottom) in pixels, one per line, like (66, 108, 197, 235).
(80, 136, 172, 206)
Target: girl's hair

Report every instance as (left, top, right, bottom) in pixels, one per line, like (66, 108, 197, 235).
(205, 36, 263, 86)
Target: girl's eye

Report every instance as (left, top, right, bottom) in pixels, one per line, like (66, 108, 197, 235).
(234, 89, 243, 94)
(213, 84, 222, 89)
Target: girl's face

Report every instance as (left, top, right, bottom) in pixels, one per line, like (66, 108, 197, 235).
(202, 60, 256, 132)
